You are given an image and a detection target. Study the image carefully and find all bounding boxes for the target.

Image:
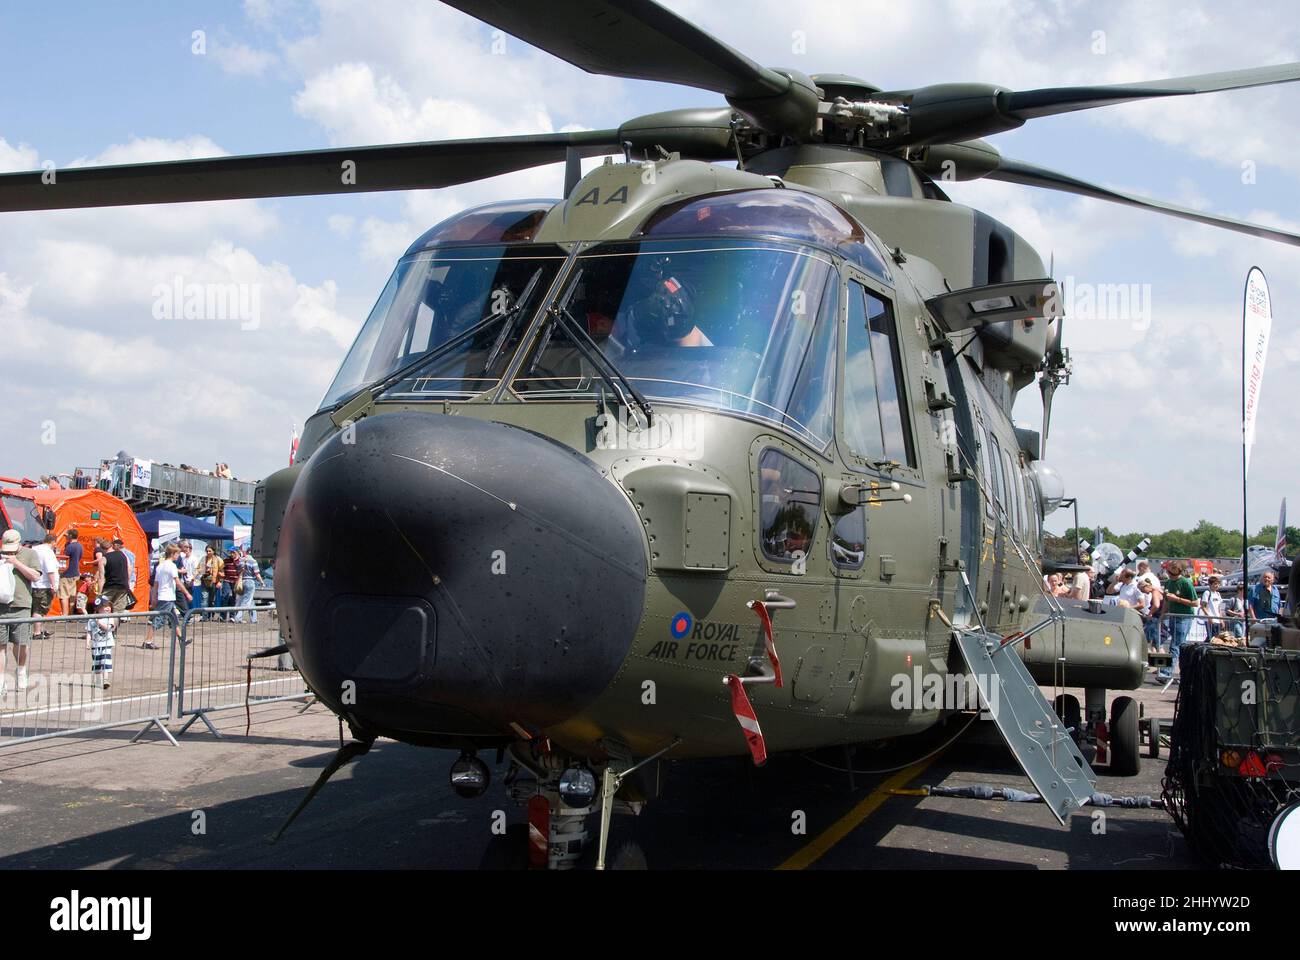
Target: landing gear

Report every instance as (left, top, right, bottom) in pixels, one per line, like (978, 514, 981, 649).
(1053, 694, 1081, 738)
(1051, 688, 1142, 777)
(1109, 696, 1140, 776)
(492, 738, 678, 869)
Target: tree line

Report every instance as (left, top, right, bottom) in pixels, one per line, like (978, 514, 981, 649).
(1046, 519, 1297, 560)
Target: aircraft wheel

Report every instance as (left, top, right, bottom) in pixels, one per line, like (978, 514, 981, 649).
(1109, 696, 1141, 776)
(1053, 694, 1081, 739)
(1146, 717, 1161, 759)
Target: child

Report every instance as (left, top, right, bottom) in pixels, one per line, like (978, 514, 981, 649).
(87, 595, 116, 689)
(74, 573, 94, 615)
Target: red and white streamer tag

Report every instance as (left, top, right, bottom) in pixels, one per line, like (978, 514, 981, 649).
(725, 675, 767, 767)
(747, 600, 782, 687)
(527, 794, 549, 869)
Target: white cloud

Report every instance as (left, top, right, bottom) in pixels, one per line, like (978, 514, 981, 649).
(211, 40, 279, 77)
(4, 0, 1296, 533)
(0, 137, 40, 173)
(292, 61, 553, 144)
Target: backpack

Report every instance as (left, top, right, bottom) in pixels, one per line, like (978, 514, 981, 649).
(0, 561, 15, 605)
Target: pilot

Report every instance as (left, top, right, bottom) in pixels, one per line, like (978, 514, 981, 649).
(628, 275, 713, 347)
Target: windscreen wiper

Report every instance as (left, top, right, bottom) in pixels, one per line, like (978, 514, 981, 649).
(362, 267, 545, 403)
(328, 311, 505, 418)
(547, 279, 654, 427)
(483, 268, 545, 374)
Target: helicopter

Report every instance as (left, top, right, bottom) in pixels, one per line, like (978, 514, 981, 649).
(4, 0, 1300, 869)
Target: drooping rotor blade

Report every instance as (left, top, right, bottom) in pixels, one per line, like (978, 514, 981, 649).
(443, 0, 785, 99)
(441, 0, 818, 137)
(870, 62, 1300, 146)
(0, 130, 620, 213)
(1003, 61, 1300, 120)
(986, 156, 1300, 247)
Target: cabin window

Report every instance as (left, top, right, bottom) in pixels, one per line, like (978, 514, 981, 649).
(843, 281, 915, 466)
(758, 449, 822, 566)
(830, 504, 866, 570)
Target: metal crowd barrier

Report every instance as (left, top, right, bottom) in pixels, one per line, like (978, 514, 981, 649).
(175, 604, 311, 739)
(0, 610, 177, 748)
(1, 602, 310, 750)
(1148, 609, 1278, 650)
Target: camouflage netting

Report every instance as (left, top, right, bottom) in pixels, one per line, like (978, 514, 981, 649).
(1162, 643, 1300, 868)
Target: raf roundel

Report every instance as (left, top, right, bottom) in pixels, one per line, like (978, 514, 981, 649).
(670, 611, 693, 639)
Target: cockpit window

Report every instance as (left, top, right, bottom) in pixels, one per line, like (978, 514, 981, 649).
(637, 189, 890, 282)
(319, 244, 567, 408)
(406, 200, 555, 252)
(758, 449, 822, 565)
(1, 495, 45, 544)
(511, 238, 839, 451)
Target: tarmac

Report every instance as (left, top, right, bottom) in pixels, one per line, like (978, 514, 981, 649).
(0, 670, 1193, 870)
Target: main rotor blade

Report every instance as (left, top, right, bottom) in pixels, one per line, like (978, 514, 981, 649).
(872, 62, 1300, 147)
(987, 157, 1300, 247)
(441, 0, 789, 101)
(1004, 61, 1300, 120)
(0, 130, 620, 212)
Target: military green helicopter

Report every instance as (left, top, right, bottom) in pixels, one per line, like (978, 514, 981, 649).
(5, 0, 1300, 869)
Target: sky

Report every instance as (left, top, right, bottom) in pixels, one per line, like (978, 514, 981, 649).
(0, 0, 1296, 535)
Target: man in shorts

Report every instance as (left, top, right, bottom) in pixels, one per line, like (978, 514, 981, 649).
(58, 528, 84, 626)
(143, 544, 189, 650)
(1, 529, 42, 694)
(101, 540, 133, 613)
(31, 532, 60, 639)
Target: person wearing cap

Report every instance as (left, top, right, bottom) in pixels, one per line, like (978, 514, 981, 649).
(1, 529, 42, 694)
(87, 595, 116, 689)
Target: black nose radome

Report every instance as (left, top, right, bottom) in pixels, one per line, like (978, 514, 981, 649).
(277, 411, 647, 742)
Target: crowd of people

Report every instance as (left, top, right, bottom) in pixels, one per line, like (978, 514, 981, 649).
(1044, 557, 1287, 684)
(1, 527, 266, 695)
(141, 539, 265, 650)
(23, 457, 243, 499)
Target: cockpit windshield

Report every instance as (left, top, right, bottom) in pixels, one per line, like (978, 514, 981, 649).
(318, 243, 568, 408)
(1, 495, 45, 544)
(513, 239, 839, 450)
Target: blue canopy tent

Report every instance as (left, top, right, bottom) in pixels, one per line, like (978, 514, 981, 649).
(135, 509, 235, 541)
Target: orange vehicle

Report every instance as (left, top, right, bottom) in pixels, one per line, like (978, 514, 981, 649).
(0, 485, 150, 613)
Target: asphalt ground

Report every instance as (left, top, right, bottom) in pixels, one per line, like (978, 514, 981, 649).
(0, 669, 1196, 870)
